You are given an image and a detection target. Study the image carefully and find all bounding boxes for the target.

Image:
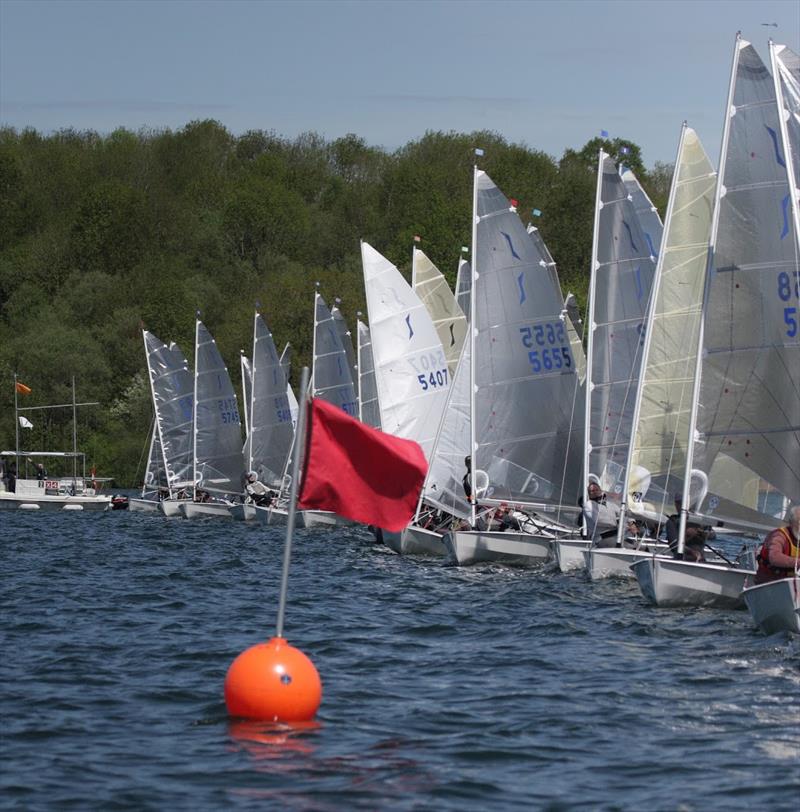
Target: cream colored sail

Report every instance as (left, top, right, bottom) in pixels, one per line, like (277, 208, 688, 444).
(411, 247, 467, 376)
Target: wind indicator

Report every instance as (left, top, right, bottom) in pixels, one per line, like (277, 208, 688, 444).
(761, 22, 778, 27)
(224, 367, 322, 722)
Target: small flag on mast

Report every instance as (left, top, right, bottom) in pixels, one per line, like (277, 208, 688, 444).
(474, 148, 484, 157)
(413, 235, 421, 243)
(532, 209, 542, 217)
(509, 198, 518, 208)
(15, 382, 32, 395)
(600, 129, 609, 138)
(461, 246, 469, 253)
(19, 416, 33, 429)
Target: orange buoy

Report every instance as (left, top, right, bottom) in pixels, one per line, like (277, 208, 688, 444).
(224, 637, 322, 722)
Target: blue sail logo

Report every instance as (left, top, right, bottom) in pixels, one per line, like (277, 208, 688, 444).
(500, 231, 521, 260)
(406, 314, 414, 339)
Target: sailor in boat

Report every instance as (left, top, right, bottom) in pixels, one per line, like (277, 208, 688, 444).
(35, 463, 47, 481)
(753, 506, 800, 585)
(583, 479, 621, 546)
(7, 461, 17, 493)
(664, 492, 715, 562)
(244, 471, 276, 507)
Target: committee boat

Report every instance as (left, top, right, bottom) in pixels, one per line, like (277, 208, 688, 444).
(0, 377, 111, 512)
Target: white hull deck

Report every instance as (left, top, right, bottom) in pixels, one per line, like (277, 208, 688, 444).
(443, 529, 553, 567)
(178, 501, 234, 520)
(299, 510, 355, 529)
(229, 503, 257, 522)
(583, 543, 670, 581)
(128, 498, 161, 514)
(631, 556, 754, 609)
(383, 525, 446, 557)
(553, 539, 591, 572)
(742, 577, 800, 635)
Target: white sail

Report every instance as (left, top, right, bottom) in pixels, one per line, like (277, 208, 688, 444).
(563, 292, 587, 385)
(192, 319, 245, 497)
(687, 37, 800, 516)
(240, 354, 252, 436)
(455, 257, 471, 323)
(142, 330, 194, 493)
(279, 343, 298, 429)
(584, 152, 660, 499)
(331, 304, 359, 399)
(420, 334, 472, 520)
(356, 320, 381, 428)
(361, 241, 449, 461)
(311, 292, 358, 416)
(411, 247, 467, 375)
(620, 125, 717, 521)
(243, 312, 294, 488)
(771, 42, 800, 193)
(471, 170, 583, 510)
(621, 166, 664, 262)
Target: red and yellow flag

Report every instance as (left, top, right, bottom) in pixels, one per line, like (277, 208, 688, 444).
(15, 382, 32, 395)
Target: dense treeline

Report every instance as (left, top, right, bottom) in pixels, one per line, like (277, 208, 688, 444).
(0, 121, 672, 485)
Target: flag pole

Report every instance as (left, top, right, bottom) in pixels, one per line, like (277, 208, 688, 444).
(275, 365, 310, 640)
(14, 373, 20, 466)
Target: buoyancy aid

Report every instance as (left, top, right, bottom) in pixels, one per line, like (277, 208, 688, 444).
(755, 527, 800, 583)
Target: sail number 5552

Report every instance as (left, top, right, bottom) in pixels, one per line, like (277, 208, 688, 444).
(519, 322, 573, 373)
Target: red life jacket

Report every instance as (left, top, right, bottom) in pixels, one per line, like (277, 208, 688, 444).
(755, 527, 800, 583)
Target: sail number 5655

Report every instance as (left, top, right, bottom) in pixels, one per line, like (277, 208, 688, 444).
(519, 322, 573, 373)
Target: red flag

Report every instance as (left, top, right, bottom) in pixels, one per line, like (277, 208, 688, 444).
(509, 198, 518, 208)
(15, 382, 31, 395)
(297, 398, 428, 532)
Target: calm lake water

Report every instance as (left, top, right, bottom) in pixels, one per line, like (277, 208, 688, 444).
(2, 506, 798, 811)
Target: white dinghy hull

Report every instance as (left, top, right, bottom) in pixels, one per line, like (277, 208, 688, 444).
(229, 503, 257, 522)
(443, 530, 552, 567)
(382, 525, 446, 557)
(631, 556, 754, 609)
(255, 505, 288, 526)
(584, 546, 667, 581)
(179, 501, 234, 520)
(128, 498, 161, 514)
(554, 539, 591, 572)
(742, 577, 800, 635)
(299, 510, 355, 529)
(159, 499, 187, 518)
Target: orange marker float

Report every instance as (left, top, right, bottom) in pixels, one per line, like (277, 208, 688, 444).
(224, 636, 321, 722)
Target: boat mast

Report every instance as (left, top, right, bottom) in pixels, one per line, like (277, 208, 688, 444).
(469, 159, 479, 529)
(13, 373, 20, 468)
(248, 310, 259, 473)
(356, 317, 365, 424)
(192, 314, 200, 500)
(583, 149, 605, 529)
(72, 376, 78, 487)
(616, 123, 689, 545)
(678, 34, 741, 553)
(311, 288, 319, 398)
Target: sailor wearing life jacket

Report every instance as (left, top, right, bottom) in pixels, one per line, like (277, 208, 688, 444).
(754, 506, 800, 585)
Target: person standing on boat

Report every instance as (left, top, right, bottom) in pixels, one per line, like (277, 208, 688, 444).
(583, 479, 622, 547)
(753, 506, 800, 584)
(462, 456, 472, 501)
(35, 463, 47, 481)
(664, 493, 714, 562)
(7, 461, 16, 493)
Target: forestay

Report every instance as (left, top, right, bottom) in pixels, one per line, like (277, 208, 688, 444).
(411, 247, 467, 375)
(311, 292, 358, 417)
(243, 312, 294, 489)
(361, 241, 449, 461)
(356, 320, 381, 429)
(690, 38, 800, 512)
(584, 153, 660, 499)
(192, 320, 244, 497)
(472, 170, 583, 510)
(142, 331, 194, 494)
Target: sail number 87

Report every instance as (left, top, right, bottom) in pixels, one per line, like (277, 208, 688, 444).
(778, 271, 800, 338)
(519, 322, 573, 373)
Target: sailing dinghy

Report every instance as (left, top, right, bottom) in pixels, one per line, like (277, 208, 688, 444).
(632, 37, 799, 608)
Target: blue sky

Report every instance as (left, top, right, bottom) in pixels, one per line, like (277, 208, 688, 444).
(1, 0, 798, 167)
